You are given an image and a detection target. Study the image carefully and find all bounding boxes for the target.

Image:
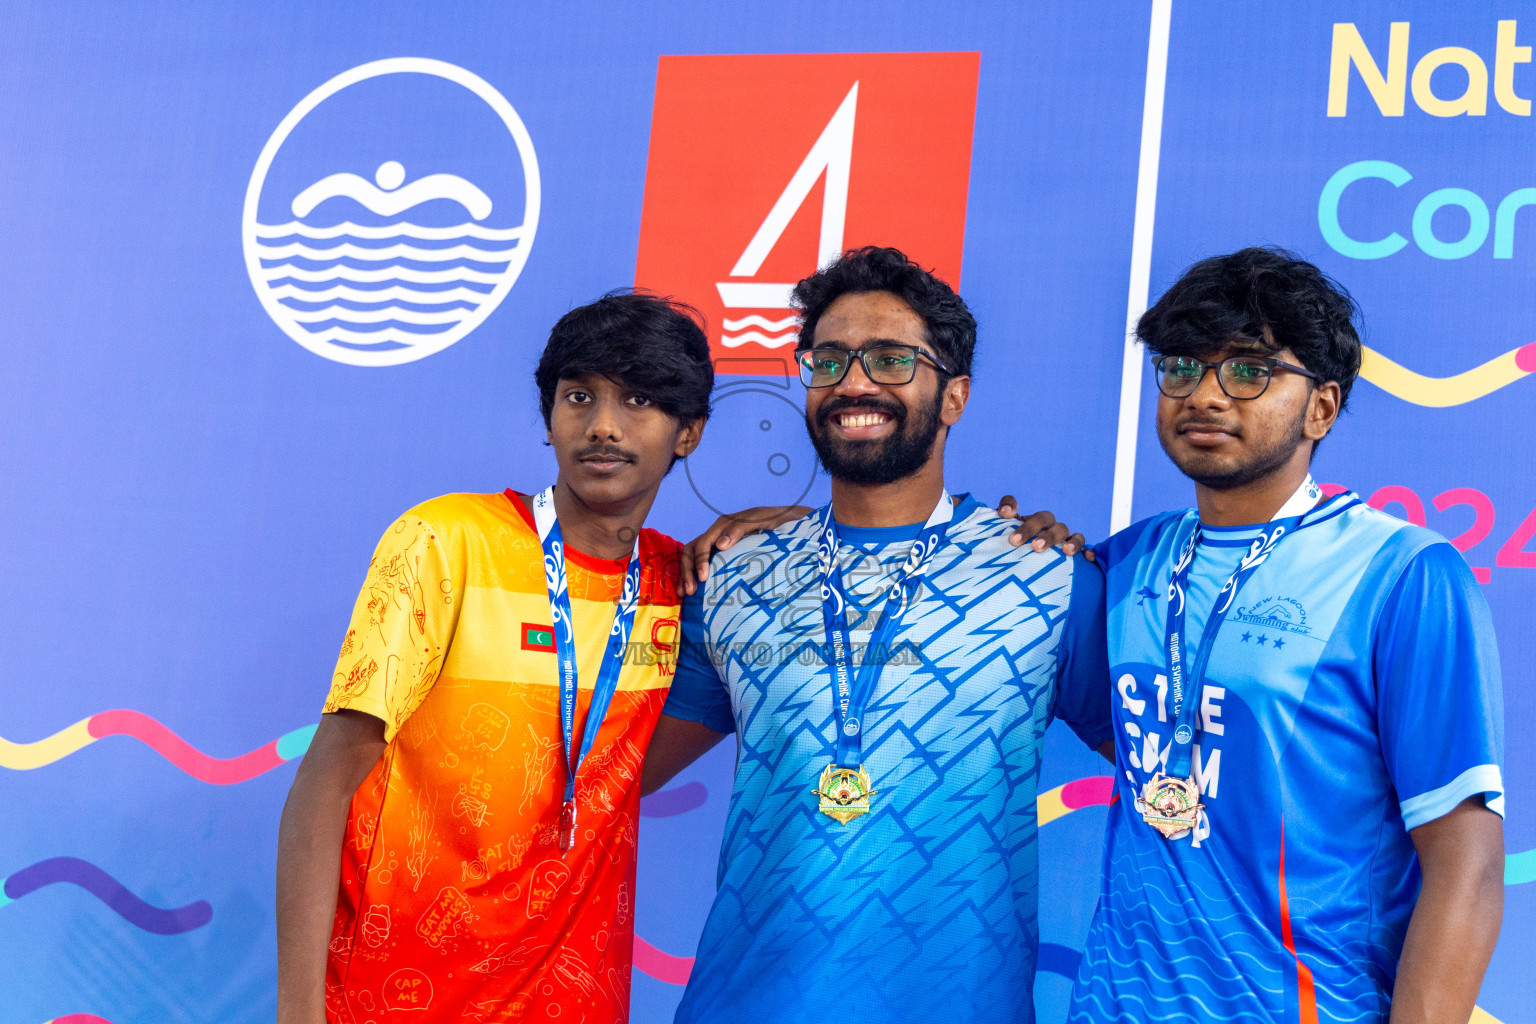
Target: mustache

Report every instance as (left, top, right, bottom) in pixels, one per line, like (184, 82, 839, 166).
(1176, 416, 1240, 435)
(814, 396, 907, 430)
(574, 444, 637, 462)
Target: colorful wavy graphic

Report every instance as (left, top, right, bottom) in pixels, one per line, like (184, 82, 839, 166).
(1506, 848, 1536, 886)
(1038, 775, 1115, 825)
(1361, 342, 1536, 408)
(0, 712, 315, 784)
(2, 857, 211, 935)
(634, 936, 695, 985)
(43, 1015, 117, 1024)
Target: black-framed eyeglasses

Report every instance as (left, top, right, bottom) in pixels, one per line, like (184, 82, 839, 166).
(796, 344, 955, 388)
(1152, 354, 1318, 400)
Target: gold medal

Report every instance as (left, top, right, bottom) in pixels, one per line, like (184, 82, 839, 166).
(1139, 772, 1203, 840)
(814, 764, 876, 824)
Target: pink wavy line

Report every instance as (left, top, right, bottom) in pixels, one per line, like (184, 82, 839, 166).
(633, 935, 694, 985)
(46, 1015, 117, 1024)
(1059, 775, 1114, 810)
(87, 711, 285, 785)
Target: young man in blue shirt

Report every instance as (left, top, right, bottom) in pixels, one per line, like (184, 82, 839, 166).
(642, 247, 1113, 1024)
(1060, 248, 1504, 1024)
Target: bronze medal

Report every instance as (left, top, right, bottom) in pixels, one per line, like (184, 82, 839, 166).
(1139, 772, 1203, 840)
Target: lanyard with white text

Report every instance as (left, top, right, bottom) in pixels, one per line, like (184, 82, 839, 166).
(817, 491, 952, 769)
(1161, 475, 1321, 779)
(532, 486, 642, 855)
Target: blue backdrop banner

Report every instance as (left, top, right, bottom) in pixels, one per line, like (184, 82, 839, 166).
(0, 3, 1528, 1022)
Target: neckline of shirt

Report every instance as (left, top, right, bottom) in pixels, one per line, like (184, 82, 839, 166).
(1193, 490, 1357, 546)
(503, 488, 633, 574)
(832, 492, 980, 547)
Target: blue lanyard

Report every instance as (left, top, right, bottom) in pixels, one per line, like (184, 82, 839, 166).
(817, 492, 952, 769)
(532, 486, 642, 853)
(1162, 476, 1320, 778)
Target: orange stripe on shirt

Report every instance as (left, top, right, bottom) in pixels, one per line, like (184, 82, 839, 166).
(1278, 815, 1319, 1024)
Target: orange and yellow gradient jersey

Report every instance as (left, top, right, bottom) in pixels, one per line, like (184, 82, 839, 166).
(320, 490, 682, 1023)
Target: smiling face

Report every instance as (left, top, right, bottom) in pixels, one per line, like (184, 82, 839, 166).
(1154, 338, 1334, 489)
(801, 291, 968, 486)
(547, 373, 702, 512)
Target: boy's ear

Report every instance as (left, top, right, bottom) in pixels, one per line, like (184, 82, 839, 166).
(674, 416, 707, 459)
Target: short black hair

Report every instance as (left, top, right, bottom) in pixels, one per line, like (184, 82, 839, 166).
(536, 290, 714, 428)
(791, 246, 977, 378)
(1138, 247, 1363, 410)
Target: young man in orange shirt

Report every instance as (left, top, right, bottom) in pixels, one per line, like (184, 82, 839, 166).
(274, 292, 711, 1023)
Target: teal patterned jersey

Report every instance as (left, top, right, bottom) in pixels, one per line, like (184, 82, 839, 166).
(663, 495, 1112, 1024)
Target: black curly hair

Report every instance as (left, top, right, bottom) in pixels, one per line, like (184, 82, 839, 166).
(791, 246, 977, 378)
(1138, 247, 1363, 410)
(536, 290, 713, 428)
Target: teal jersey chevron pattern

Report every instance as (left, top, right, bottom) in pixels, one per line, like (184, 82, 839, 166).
(1071, 494, 1506, 1024)
(664, 495, 1112, 1024)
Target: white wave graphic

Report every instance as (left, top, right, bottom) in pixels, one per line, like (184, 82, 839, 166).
(284, 305, 472, 326)
(292, 170, 492, 220)
(722, 314, 798, 332)
(254, 240, 518, 263)
(262, 264, 505, 285)
(254, 220, 524, 241)
(298, 326, 456, 345)
(721, 330, 799, 349)
(268, 284, 490, 305)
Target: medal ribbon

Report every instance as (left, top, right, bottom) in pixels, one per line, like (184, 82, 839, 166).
(1162, 475, 1321, 778)
(817, 491, 952, 769)
(532, 486, 642, 850)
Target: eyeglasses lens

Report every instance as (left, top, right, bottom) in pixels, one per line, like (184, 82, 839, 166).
(865, 345, 918, 385)
(799, 349, 850, 387)
(1158, 357, 1205, 396)
(1218, 357, 1271, 397)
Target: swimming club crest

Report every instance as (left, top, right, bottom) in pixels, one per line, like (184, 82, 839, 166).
(242, 58, 540, 366)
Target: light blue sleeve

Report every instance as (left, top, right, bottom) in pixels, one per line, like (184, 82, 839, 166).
(661, 589, 736, 735)
(1375, 543, 1505, 830)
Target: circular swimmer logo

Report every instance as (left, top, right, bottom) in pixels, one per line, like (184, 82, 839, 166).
(242, 58, 540, 366)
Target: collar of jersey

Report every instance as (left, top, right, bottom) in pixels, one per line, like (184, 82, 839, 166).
(832, 492, 979, 547)
(1190, 490, 1360, 546)
(503, 488, 632, 574)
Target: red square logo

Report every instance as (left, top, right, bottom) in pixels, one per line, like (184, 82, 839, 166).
(635, 52, 980, 375)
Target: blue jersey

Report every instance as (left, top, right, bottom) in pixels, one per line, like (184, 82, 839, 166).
(664, 495, 1112, 1024)
(1070, 492, 1505, 1024)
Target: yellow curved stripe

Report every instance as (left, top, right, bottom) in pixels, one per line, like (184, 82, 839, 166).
(1470, 1007, 1504, 1023)
(1360, 344, 1530, 408)
(0, 718, 96, 769)
(1037, 783, 1071, 827)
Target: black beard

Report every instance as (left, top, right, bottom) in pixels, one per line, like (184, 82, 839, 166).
(1161, 403, 1308, 489)
(808, 390, 944, 485)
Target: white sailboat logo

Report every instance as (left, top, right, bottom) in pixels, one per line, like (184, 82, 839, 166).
(242, 58, 540, 367)
(716, 83, 857, 351)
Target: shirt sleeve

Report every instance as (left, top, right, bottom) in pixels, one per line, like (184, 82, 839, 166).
(1051, 552, 1113, 749)
(1376, 542, 1505, 831)
(323, 510, 459, 742)
(661, 588, 735, 735)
